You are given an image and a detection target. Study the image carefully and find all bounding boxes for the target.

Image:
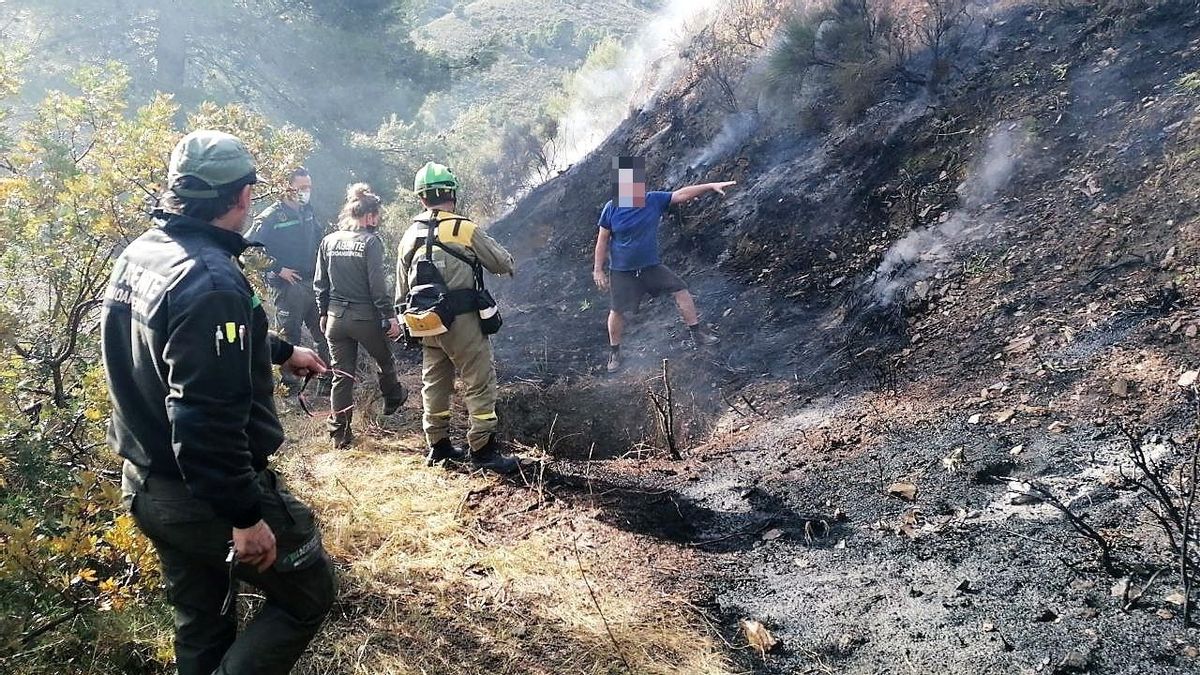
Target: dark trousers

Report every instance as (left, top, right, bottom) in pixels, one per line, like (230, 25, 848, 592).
(271, 281, 331, 375)
(325, 314, 403, 443)
(123, 463, 336, 675)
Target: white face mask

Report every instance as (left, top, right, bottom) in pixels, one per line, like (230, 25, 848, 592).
(297, 189, 311, 205)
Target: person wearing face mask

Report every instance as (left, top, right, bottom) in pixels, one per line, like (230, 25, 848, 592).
(253, 166, 331, 393)
(313, 183, 407, 449)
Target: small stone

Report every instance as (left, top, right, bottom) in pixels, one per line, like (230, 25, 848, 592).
(968, 413, 982, 425)
(1010, 444, 1025, 455)
(1111, 578, 1131, 597)
(1182, 645, 1199, 658)
(1179, 370, 1198, 387)
(1011, 493, 1042, 506)
(1111, 379, 1129, 398)
(1057, 650, 1089, 672)
(1005, 335, 1036, 354)
(1034, 608, 1058, 622)
(982, 621, 996, 632)
(1157, 609, 1175, 620)
(887, 481, 919, 501)
(942, 448, 965, 472)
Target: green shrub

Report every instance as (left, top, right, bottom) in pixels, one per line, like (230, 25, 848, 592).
(767, 0, 906, 122)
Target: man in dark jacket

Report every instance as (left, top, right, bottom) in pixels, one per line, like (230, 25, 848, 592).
(253, 167, 331, 389)
(101, 130, 335, 675)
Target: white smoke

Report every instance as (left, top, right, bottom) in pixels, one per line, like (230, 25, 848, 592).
(687, 111, 759, 170)
(868, 123, 1029, 306)
(547, 0, 721, 173)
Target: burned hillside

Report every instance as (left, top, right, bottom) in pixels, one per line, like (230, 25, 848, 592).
(485, 1, 1200, 672)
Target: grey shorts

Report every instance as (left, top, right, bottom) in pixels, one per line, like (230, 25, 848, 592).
(610, 265, 688, 314)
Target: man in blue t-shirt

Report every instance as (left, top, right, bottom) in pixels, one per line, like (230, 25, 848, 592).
(592, 155, 735, 373)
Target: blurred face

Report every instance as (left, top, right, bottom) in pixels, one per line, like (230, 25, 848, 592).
(289, 174, 312, 205)
(613, 156, 646, 207)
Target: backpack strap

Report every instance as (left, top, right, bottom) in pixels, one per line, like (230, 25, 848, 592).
(423, 212, 437, 262)
(414, 210, 486, 290)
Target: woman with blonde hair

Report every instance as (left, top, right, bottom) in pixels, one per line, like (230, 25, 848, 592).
(313, 183, 406, 448)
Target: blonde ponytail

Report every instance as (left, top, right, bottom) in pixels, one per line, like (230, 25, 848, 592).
(338, 182, 382, 230)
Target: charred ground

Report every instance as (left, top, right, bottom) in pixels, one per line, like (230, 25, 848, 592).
(477, 2, 1200, 673)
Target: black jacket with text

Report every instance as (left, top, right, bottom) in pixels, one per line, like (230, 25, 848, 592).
(101, 213, 294, 528)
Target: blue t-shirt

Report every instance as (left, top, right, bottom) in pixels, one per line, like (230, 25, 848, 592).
(597, 190, 673, 272)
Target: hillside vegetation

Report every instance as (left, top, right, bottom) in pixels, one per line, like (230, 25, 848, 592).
(6, 0, 1200, 674)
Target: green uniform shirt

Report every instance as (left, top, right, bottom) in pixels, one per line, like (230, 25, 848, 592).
(314, 228, 394, 321)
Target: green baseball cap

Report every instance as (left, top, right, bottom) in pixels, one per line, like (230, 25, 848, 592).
(167, 130, 258, 199)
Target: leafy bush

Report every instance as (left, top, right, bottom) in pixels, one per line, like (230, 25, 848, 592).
(767, 0, 906, 122)
(766, 0, 978, 123)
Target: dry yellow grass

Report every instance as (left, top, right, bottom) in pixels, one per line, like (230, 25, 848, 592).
(275, 414, 735, 675)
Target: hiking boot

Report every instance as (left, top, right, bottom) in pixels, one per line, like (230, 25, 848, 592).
(471, 437, 520, 475)
(383, 383, 408, 415)
(606, 349, 623, 373)
(690, 325, 720, 347)
(426, 438, 466, 466)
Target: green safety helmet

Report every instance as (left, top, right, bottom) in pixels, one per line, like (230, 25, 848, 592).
(414, 161, 458, 196)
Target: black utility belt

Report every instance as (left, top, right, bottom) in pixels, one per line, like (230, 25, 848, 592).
(443, 288, 483, 315)
(122, 460, 269, 497)
(327, 301, 383, 314)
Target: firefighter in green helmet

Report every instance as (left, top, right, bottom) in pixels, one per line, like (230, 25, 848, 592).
(395, 162, 519, 473)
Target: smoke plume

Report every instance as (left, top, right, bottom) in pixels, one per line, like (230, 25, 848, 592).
(548, 0, 720, 173)
(687, 111, 759, 170)
(868, 123, 1029, 307)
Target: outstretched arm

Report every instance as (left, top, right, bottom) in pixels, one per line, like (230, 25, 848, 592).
(592, 227, 611, 291)
(670, 181, 737, 205)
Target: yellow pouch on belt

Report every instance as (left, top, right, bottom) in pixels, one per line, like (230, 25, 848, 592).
(403, 309, 449, 337)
